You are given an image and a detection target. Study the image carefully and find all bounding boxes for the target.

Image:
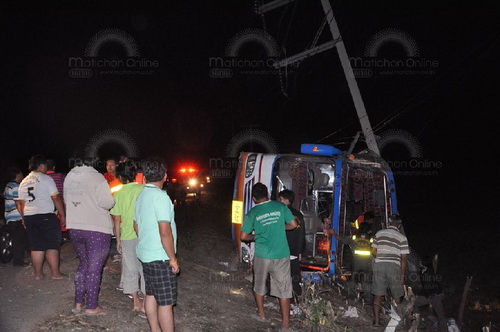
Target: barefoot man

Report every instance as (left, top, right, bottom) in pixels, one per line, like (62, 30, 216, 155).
(134, 160, 179, 332)
(241, 183, 297, 331)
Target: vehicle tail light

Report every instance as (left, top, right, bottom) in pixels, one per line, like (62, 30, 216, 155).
(314, 233, 329, 257)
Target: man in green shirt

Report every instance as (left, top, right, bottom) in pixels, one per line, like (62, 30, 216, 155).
(110, 161, 145, 315)
(241, 183, 297, 331)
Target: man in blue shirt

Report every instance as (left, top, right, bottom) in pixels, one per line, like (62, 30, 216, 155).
(3, 167, 29, 266)
(134, 160, 179, 332)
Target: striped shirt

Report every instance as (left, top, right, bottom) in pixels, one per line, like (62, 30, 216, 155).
(46, 171, 65, 199)
(372, 226, 409, 266)
(3, 181, 22, 223)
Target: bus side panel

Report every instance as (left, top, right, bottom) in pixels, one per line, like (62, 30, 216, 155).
(231, 153, 248, 248)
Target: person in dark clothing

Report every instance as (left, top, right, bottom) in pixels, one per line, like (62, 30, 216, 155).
(406, 253, 447, 332)
(3, 167, 29, 266)
(278, 190, 306, 301)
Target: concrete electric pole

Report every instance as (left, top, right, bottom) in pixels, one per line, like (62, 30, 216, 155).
(257, 0, 380, 155)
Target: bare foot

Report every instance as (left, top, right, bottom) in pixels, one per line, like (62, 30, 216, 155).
(35, 274, 45, 280)
(51, 273, 67, 280)
(84, 306, 107, 316)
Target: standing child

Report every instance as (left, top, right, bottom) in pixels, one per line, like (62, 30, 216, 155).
(110, 161, 145, 317)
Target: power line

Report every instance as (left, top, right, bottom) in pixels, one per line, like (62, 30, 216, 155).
(372, 30, 500, 133)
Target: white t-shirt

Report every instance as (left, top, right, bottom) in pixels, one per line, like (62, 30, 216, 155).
(18, 171, 59, 216)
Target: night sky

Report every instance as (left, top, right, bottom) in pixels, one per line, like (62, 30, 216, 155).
(1, 1, 499, 284)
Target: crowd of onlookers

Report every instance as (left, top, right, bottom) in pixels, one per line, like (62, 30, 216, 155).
(2, 154, 180, 332)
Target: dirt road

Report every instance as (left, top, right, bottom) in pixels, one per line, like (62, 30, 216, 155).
(0, 187, 311, 332)
(3, 184, 490, 331)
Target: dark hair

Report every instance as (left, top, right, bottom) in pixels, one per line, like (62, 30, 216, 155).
(252, 183, 268, 200)
(116, 160, 137, 183)
(46, 158, 56, 171)
(278, 189, 295, 204)
(358, 222, 373, 236)
(389, 214, 402, 224)
(141, 159, 167, 182)
(71, 156, 98, 168)
(364, 211, 375, 220)
(7, 167, 22, 181)
(28, 154, 47, 171)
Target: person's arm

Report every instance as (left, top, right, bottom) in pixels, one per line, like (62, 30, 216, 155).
(285, 218, 298, 230)
(16, 200, 25, 218)
(112, 215, 122, 254)
(159, 222, 180, 274)
(284, 207, 298, 230)
(133, 222, 138, 236)
(96, 180, 115, 210)
(240, 231, 255, 242)
(15, 200, 25, 228)
(51, 194, 66, 228)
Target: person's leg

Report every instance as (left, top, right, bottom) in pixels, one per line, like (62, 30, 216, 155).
(373, 295, 383, 325)
(130, 238, 146, 297)
(290, 258, 302, 299)
(387, 263, 404, 305)
(31, 251, 45, 279)
(158, 305, 175, 332)
(253, 258, 270, 319)
(371, 263, 387, 326)
(84, 231, 111, 311)
(24, 216, 45, 278)
(254, 293, 265, 318)
(144, 295, 161, 332)
(431, 294, 448, 332)
(43, 214, 64, 278)
(70, 229, 88, 310)
(278, 297, 291, 329)
(138, 259, 146, 296)
(46, 249, 65, 278)
(122, 239, 142, 310)
(269, 258, 293, 329)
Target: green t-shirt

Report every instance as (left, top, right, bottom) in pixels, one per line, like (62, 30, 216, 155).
(134, 184, 176, 263)
(241, 200, 295, 259)
(110, 182, 144, 240)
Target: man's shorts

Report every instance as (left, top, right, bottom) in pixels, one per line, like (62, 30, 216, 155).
(141, 260, 177, 306)
(371, 262, 404, 298)
(254, 257, 292, 299)
(24, 213, 62, 251)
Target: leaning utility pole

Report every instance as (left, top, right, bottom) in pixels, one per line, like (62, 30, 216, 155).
(258, 0, 380, 155)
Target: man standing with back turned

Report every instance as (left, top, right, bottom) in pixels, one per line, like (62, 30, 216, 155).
(134, 160, 179, 332)
(18, 155, 66, 280)
(371, 214, 409, 327)
(241, 183, 297, 332)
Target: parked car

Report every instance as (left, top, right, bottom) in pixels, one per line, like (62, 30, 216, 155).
(0, 218, 13, 264)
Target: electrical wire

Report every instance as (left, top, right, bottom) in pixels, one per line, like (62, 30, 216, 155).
(372, 30, 500, 133)
(315, 122, 355, 143)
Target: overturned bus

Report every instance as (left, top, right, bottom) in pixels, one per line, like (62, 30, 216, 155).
(231, 144, 398, 277)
